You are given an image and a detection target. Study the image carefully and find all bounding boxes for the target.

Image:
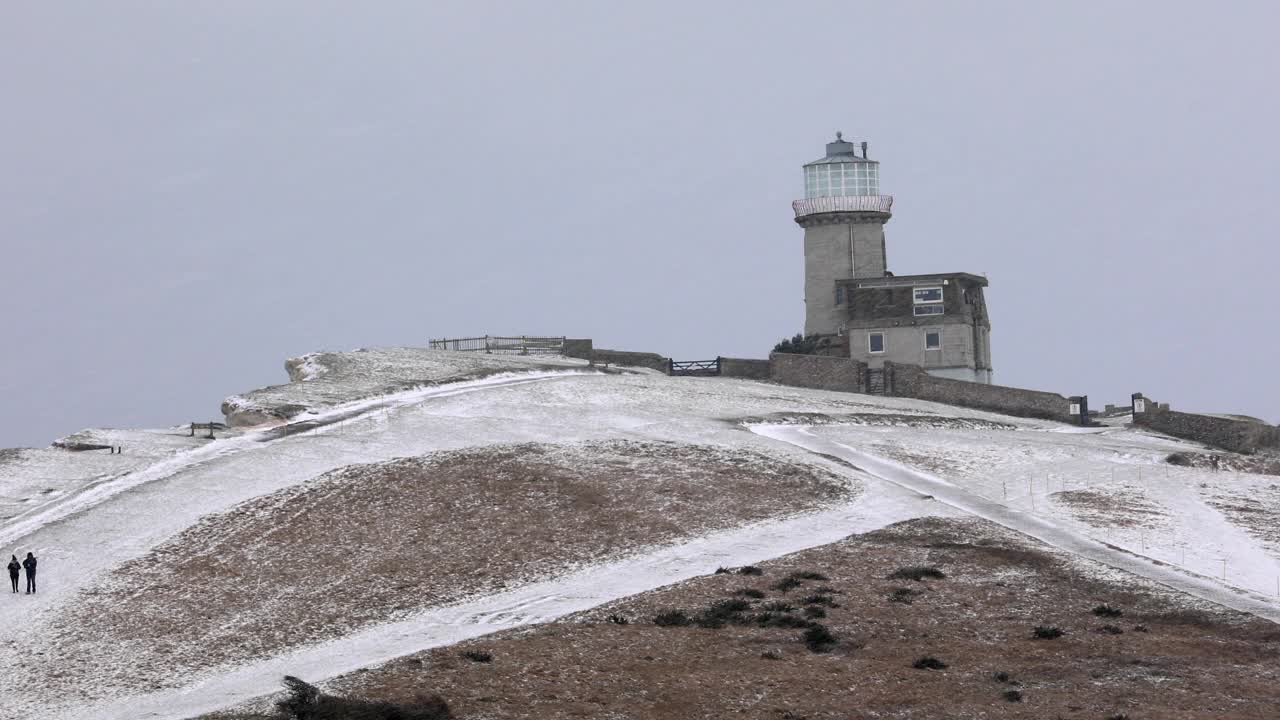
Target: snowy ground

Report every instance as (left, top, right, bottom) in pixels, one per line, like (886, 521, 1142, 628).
(1, 352, 1278, 719)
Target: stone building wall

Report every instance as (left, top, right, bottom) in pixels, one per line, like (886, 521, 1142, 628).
(884, 362, 1069, 421)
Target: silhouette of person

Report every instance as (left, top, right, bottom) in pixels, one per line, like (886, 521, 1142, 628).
(6, 555, 18, 593)
(22, 552, 36, 594)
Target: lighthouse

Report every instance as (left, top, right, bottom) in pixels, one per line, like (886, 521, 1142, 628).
(792, 133, 994, 384)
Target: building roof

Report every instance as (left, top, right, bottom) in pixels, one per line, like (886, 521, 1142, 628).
(804, 132, 878, 167)
(842, 272, 989, 289)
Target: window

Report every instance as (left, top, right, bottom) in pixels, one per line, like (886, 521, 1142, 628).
(913, 287, 943, 304)
(868, 332, 885, 353)
(835, 286, 845, 305)
(914, 305, 944, 316)
(925, 331, 941, 350)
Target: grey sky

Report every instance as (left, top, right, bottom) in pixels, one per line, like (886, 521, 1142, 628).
(3, 1, 1278, 447)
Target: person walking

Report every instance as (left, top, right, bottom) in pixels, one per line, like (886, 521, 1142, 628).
(6, 555, 18, 593)
(22, 552, 36, 594)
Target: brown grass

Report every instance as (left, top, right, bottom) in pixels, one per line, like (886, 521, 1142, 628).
(1050, 489, 1166, 529)
(16, 440, 851, 702)
(207, 517, 1280, 720)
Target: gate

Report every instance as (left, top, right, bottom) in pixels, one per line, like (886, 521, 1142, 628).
(669, 358, 721, 377)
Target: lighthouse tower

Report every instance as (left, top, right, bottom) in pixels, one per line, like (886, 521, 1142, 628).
(793, 133, 894, 337)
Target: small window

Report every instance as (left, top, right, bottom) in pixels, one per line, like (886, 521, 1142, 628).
(913, 287, 943, 304)
(835, 286, 845, 305)
(925, 331, 941, 350)
(914, 305, 944, 316)
(868, 332, 884, 353)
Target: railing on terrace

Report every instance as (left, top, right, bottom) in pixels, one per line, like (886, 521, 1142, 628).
(792, 195, 894, 218)
(429, 335, 566, 355)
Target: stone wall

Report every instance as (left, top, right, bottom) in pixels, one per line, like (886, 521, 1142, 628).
(591, 349, 671, 373)
(719, 357, 771, 380)
(1132, 395, 1280, 454)
(768, 353, 866, 393)
(563, 338, 593, 361)
(884, 362, 1070, 421)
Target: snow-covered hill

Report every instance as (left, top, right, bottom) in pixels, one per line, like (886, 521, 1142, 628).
(1, 348, 1277, 719)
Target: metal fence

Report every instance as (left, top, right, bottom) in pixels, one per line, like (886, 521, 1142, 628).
(670, 358, 721, 377)
(429, 335, 566, 355)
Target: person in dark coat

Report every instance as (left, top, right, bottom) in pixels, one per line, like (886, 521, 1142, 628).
(6, 555, 18, 593)
(22, 552, 36, 594)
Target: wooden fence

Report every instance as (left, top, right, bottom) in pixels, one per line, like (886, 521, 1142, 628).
(669, 358, 721, 377)
(429, 335, 566, 355)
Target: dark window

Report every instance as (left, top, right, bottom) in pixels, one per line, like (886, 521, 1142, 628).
(835, 286, 845, 305)
(914, 305, 944, 316)
(925, 331, 941, 349)
(868, 333, 885, 353)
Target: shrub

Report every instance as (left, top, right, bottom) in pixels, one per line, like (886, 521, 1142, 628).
(772, 577, 804, 592)
(1093, 604, 1123, 618)
(761, 601, 794, 613)
(276, 675, 452, 720)
(773, 333, 833, 356)
(803, 606, 827, 619)
(606, 614, 629, 625)
(912, 656, 948, 670)
(714, 567, 731, 575)
(802, 624, 839, 652)
(1133, 624, 1149, 633)
(1099, 625, 1124, 635)
(734, 588, 766, 599)
(738, 566, 764, 576)
(888, 566, 946, 581)
(1003, 689, 1023, 702)
(756, 612, 812, 629)
(792, 571, 829, 581)
(993, 671, 1011, 683)
(462, 650, 492, 663)
(889, 588, 922, 604)
(1033, 626, 1064, 640)
(654, 610, 691, 627)
(801, 594, 839, 607)
(694, 599, 751, 628)
(813, 586, 840, 595)
(1166, 452, 1195, 467)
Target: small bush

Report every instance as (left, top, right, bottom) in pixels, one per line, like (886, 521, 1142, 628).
(792, 571, 829, 581)
(993, 671, 1011, 683)
(1033, 625, 1064, 640)
(1003, 689, 1023, 703)
(813, 586, 840, 594)
(606, 614, 629, 625)
(761, 601, 794, 613)
(801, 594, 839, 607)
(756, 612, 812, 629)
(714, 567, 732, 575)
(889, 588, 922, 604)
(1099, 625, 1124, 635)
(802, 624, 838, 652)
(803, 606, 827, 619)
(738, 566, 764, 576)
(734, 588, 766, 599)
(1133, 624, 1149, 633)
(772, 577, 804, 592)
(912, 656, 948, 670)
(1166, 452, 1195, 467)
(462, 650, 492, 663)
(773, 333, 834, 356)
(1093, 604, 1123, 618)
(654, 610, 691, 627)
(276, 675, 452, 720)
(888, 566, 946, 581)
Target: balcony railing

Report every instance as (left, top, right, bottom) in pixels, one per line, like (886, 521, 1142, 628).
(792, 195, 893, 218)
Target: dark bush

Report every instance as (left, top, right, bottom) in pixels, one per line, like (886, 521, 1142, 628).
(993, 671, 1010, 683)
(738, 566, 764, 576)
(276, 675, 452, 720)
(755, 611, 812, 629)
(773, 333, 833, 356)
(1033, 626, 1064, 640)
(714, 567, 732, 575)
(1133, 624, 1149, 633)
(1093, 604, 1123, 618)
(912, 656, 948, 670)
(606, 614, 629, 625)
(803, 606, 827, 619)
(694, 599, 751, 628)
(734, 588, 766, 599)
(889, 588, 922, 604)
(1166, 452, 1195, 467)
(792, 571, 829, 581)
(813, 586, 840, 594)
(1099, 625, 1124, 635)
(802, 624, 838, 652)
(1003, 689, 1023, 703)
(654, 610, 691, 627)
(888, 566, 946, 581)
(801, 594, 839, 607)
(461, 650, 492, 663)
(761, 601, 794, 613)
(772, 577, 804, 592)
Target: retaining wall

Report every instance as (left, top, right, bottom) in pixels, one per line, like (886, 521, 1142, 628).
(591, 349, 671, 373)
(1132, 395, 1280, 454)
(563, 338, 594, 361)
(768, 353, 866, 393)
(719, 357, 771, 380)
(884, 362, 1071, 422)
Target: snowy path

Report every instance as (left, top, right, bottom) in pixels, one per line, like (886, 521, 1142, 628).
(48, 477, 941, 720)
(755, 424, 1280, 623)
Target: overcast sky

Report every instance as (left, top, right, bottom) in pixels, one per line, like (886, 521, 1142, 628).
(3, 1, 1278, 447)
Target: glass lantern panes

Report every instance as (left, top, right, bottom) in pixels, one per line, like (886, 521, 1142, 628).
(804, 162, 880, 199)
